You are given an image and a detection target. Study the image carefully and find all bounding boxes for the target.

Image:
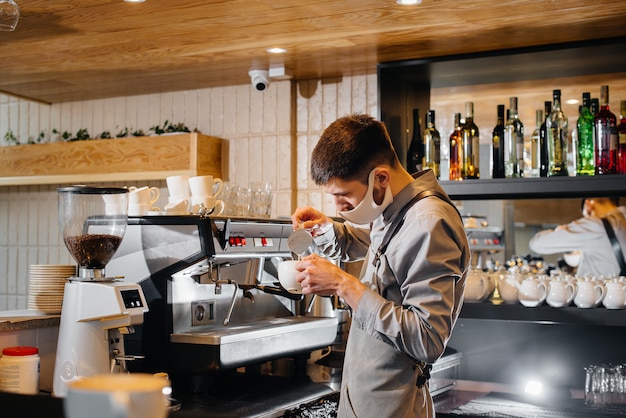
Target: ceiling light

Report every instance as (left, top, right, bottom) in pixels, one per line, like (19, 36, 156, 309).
(124, 0, 145, 3)
(266, 47, 287, 54)
(0, 0, 20, 32)
(396, 0, 422, 5)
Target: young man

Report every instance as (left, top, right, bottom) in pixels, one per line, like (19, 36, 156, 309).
(529, 197, 626, 277)
(291, 114, 470, 417)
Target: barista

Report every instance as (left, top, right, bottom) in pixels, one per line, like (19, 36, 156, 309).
(528, 197, 626, 277)
(291, 114, 470, 418)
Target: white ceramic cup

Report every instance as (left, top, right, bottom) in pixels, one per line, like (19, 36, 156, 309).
(128, 203, 155, 216)
(64, 373, 171, 418)
(188, 175, 223, 198)
(278, 260, 302, 294)
(166, 175, 191, 199)
(164, 198, 190, 215)
(190, 196, 224, 215)
(128, 186, 160, 206)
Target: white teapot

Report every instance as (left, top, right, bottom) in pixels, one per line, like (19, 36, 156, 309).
(546, 277, 576, 308)
(499, 273, 521, 304)
(574, 278, 605, 309)
(511, 275, 547, 308)
(602, 280, 626, 310)
(464, 268, 491, 302)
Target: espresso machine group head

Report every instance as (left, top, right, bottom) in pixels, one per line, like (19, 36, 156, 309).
(53, 186, 149, 397)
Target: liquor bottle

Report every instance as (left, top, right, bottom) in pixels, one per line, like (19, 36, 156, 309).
(504, 97, 524, 177)
(539, 101, 551, 177)
(529, 109, 542, 178)
(591, 98, 599, 116)
(546, 89, 569, 176)
(422, 110, 441, 178)
(618, 100, 626, 174)
(576, 92, 595, 176)
(594, 85, 617, 175)
(406, 108, 424, 174)
(449, 113, 463, 181)
(461, 102, 480, 179)
(492, 104, 505, 178)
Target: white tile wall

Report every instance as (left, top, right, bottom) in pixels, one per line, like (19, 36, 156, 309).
(0, 73, 378, 309)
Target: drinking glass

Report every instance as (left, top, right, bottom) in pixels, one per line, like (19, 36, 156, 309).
(0, 0, 19, 31)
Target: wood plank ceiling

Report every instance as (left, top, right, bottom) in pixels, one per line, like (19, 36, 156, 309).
(1, 0, 626, 104)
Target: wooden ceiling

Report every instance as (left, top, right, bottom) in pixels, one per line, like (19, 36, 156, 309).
(1, 0, 626, 104)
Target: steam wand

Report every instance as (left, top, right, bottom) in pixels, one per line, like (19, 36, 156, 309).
(211, 277, 239, 326)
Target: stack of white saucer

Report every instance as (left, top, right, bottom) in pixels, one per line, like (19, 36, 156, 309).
(27, 264, 76, 314)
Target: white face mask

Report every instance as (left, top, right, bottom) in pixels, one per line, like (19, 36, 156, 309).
(339, 169, 393, 225)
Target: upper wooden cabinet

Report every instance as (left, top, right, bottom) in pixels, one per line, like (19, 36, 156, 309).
(0, 133, 223, 186)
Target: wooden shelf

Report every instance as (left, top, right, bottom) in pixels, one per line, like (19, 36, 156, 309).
(0, 133, 223, 186)
(440, 175, 626, 200)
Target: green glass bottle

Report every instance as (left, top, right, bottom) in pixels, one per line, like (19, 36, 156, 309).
(576, 92, 595, 176)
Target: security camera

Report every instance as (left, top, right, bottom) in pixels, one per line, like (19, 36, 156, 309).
(249, 70, 270, 91)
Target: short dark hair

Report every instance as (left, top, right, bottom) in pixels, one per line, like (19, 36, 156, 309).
(310, 114, 400, 185)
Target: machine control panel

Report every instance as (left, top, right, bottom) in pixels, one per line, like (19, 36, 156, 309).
(120, 289, 144, 309)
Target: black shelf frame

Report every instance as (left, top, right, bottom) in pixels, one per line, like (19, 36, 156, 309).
(460, 302, 626, 327)
(440, 175, 626, 200)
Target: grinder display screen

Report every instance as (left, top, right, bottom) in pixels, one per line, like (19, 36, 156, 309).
(120, 289, 143, 309)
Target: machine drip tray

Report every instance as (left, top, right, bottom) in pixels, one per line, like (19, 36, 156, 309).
(171, 316, 339, 368)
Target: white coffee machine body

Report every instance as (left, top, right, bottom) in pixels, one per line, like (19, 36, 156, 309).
(52, 280, 148, 397)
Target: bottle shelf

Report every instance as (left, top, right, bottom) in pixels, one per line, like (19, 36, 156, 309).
(460, 301, 626, 327)
(440, 174, 626, 200)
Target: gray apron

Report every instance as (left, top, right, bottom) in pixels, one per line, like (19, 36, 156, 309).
(338, 325, 434, 418)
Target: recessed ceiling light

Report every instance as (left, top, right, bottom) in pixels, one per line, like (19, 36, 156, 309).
(124, 0, 145, 3)
(396, 0, 422, 5)
(267, 47, 287, 54)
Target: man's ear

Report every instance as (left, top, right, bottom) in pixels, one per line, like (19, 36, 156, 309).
(374, 168, 391, 186)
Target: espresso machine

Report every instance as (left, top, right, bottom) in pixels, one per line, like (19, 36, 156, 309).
(103, 215, 340, 390)
(53, 186, 149, 397)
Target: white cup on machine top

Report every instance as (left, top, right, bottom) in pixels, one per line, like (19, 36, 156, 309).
(128, 186, 160, 205)
(190, 196, 224, 215)
(188, 175, 223, 198)
(128, 186, 160, 216)
(166, 175, 191, 199)
(64, 373, 171, 418)
(164, 198, 190, 215)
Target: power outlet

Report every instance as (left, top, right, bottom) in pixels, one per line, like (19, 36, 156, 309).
(191, 300, 215, 326)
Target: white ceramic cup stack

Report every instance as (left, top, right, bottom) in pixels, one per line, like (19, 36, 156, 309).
(166, 175, 191, 214)
(27, 264, 76, 314)
(188, 175, 224, 215)
(128, 186, 160, 216)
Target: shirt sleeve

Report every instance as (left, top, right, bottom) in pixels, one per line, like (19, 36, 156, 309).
(528, 217, 603, 255)
(313, 220, 371, 262)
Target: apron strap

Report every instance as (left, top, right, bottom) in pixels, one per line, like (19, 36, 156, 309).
(601, 217, 626, 276)
(372, 189, 460, 267)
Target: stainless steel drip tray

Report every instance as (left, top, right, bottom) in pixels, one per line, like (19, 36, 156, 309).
(171, 316, 338, 368)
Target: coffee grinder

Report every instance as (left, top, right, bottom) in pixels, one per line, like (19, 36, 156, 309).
(53, 186, 149, 397)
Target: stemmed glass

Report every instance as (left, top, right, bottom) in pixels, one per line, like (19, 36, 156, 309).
(0, 0, 19, 31)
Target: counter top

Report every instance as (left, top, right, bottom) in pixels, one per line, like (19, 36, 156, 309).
(3, 379, 626, 418)
(0, 310, 60, 332)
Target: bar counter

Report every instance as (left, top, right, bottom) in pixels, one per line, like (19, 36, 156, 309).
(2, 376, 626, 417)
